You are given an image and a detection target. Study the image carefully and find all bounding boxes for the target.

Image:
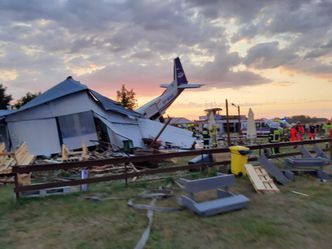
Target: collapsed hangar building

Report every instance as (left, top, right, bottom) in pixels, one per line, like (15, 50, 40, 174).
(0, 77, 194, 156)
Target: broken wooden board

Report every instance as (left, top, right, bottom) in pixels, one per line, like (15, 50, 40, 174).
(0, 143, 5, 153)
(17, 173, 31, 186)
(0, 155, 15, 168)
(245, 164, 279, 193)
(0, 143, 15, 175)
(14, 142, 35, 165)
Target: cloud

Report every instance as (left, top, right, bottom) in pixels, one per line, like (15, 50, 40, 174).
(0, 0, 331, 103)
(192, 52, 270, 87)
(243, 41, 296, 69)
(184, 0, 266, 22)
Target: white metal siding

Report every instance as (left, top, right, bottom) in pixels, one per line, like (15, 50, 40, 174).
(7, 118, 61, 156)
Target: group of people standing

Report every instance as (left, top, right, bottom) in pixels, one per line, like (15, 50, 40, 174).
(290, 122, 305, 141)
(290, 121, 332, 141)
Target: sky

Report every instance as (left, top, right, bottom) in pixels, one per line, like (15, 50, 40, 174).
(0, 0, 331, 120)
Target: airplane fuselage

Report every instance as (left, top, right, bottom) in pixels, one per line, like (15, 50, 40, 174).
(136, 57, 202, 120)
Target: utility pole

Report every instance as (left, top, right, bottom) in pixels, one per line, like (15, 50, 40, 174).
(237, 105, 242, 139)
(225, 99, 231, 146)
(232, 103, 242, 142)
(329, 139, 332, 160)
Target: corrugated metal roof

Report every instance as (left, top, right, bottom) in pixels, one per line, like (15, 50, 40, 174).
(0, 110, 13, 120)
(5, 76, 142, 118)
(15, 77, 88, 113)
(90, 90, 142, 117)
(0, 110, 14, 116)
(169, 117, 193, 125)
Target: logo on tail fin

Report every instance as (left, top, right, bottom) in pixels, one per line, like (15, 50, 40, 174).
(177, 72, 184, 78)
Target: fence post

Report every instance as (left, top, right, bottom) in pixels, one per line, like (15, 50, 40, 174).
(329, 139, 332, 160)
(14, 172, 20, 199)
(124, 163, 128, 186)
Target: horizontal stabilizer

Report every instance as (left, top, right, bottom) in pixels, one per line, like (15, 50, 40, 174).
(178, 84, 203, 89)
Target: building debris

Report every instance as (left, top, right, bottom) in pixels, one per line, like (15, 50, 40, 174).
(0, 142, 35, 185)
(0, 58, 197, 157)
(61, 144, 89, 162)
(291, 190, 309, 197)
(258, 154, 290, 185)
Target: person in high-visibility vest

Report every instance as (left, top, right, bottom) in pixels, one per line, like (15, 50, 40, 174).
(202, 126, 210, 149)
(269, 128, 281, 154)
(323, 122, 332, 137)
(281, 127, 290, 142)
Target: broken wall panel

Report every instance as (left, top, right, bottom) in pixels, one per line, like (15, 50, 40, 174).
(138, 119, 195, 148)
(7, 118, 60, 156)
(94, 113, 144, 148)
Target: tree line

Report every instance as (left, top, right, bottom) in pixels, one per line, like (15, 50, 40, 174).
(0, 84, 41, 110)
(283, 115, 329, 124)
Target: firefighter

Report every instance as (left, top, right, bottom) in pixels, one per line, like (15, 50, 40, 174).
(202, 125, 210, 149)
(281, 127, 290, 142)
(296, 122, 305, 141)
(323, 122, 332, 138)
(269, 128, 281, 154)
(309, 123, 316, 140)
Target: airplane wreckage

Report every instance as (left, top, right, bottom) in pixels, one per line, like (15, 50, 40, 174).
(0, 58, 202, 156)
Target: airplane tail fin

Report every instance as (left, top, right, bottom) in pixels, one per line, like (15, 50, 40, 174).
(174, 57, 188, 86)
(160, 57, 202, 89)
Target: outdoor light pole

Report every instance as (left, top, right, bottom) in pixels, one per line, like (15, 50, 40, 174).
(232, 103, 242, 140)
(225, 99, 231, 146)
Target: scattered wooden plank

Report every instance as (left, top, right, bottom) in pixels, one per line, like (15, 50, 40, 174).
(0, 143, 15, 176)
(291, 190, 309, 197)
(14, 142, 35, 165)
(17, 173, 31, 186)
(61, 144, 89, 162)
(0, 143, 5, 153)
(1, 142, 39, 183)
(245, 164, 279, 193)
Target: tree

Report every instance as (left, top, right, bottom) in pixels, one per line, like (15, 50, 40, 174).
(116, 84, 137, 110)
(0, 84, 12, 109)
(284, 115, 327, 124)
(14, 92, 41, 109)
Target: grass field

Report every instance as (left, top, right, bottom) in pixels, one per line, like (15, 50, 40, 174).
(0, 161, 332, 249)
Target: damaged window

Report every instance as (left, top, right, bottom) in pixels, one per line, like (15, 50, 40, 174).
(58, 111, 96, 138)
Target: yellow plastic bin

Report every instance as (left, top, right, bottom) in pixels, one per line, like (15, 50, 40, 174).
(229, 146, 251, 176)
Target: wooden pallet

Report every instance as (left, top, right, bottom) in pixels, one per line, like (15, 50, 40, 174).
(245, 164, 279, 193)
